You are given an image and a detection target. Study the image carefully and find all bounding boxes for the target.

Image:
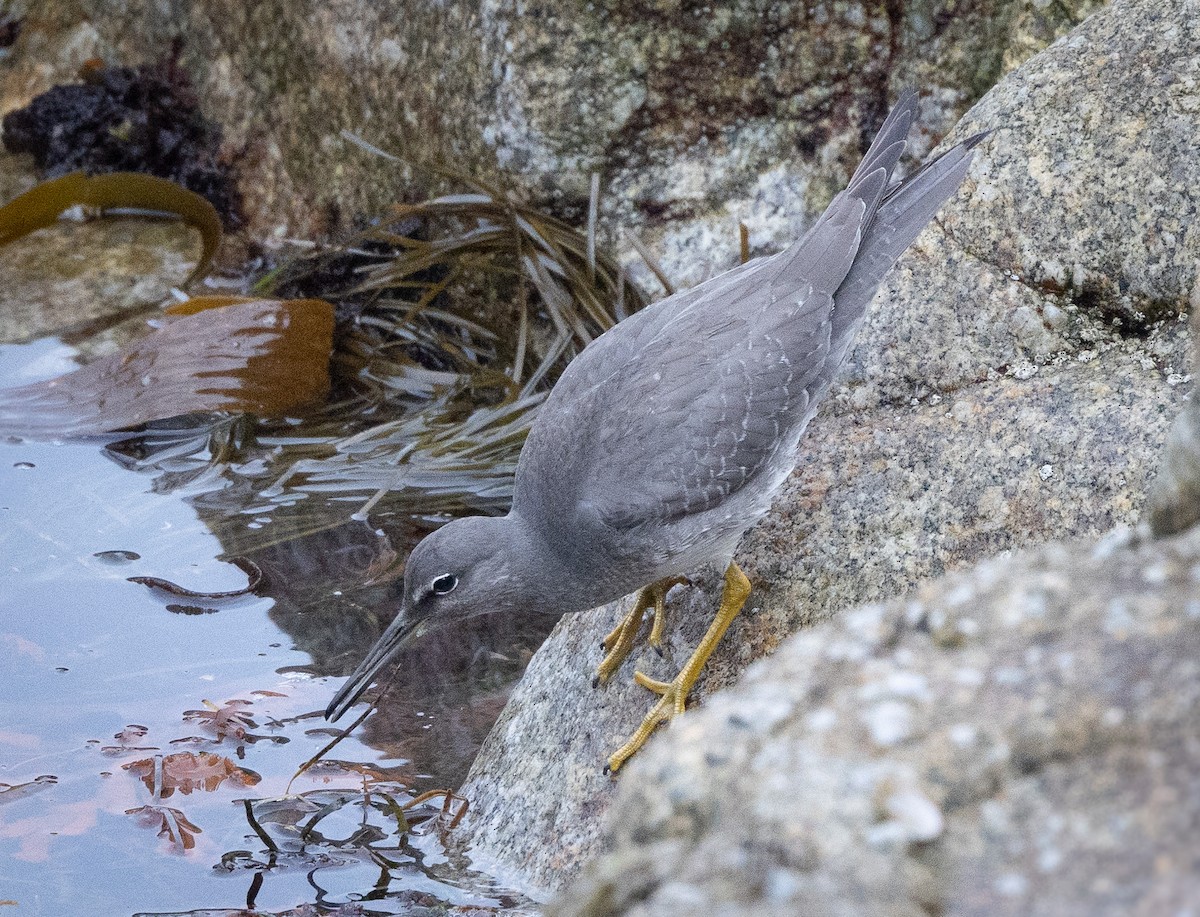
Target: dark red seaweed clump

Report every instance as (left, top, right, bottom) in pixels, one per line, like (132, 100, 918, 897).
(2, 44, 242, 226)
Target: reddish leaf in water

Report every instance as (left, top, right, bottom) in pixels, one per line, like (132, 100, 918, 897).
(0, 296, 334, 437)
(126, 804, 202, 851)
(123, 751, 261, 798)
(183, 699, 255, 741)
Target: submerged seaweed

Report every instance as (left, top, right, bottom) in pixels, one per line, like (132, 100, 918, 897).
(99, 165, 650, 556)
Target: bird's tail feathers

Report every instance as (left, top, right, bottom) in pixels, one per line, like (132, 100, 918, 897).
(846, 89, 918, 194)
(827, 129, 985, 357)
(807, 92, 918, 243)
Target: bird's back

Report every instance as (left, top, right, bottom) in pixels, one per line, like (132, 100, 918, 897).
(513, 93, 981, 593)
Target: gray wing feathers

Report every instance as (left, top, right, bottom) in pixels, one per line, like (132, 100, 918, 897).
(543, 97, 924, 411)
(555, 204, 866, 531)
(581, 292, 833, 531)
(546, 250, 778, 407)
(515, 93, 981, 542)
(765, 193, 867, 306)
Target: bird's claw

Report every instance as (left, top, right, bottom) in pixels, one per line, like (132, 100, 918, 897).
(603, 563, 749, 775)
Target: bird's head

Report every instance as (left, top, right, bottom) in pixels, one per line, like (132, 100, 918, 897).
(399, 514, 523, 629)
(324, 514, 526, 721)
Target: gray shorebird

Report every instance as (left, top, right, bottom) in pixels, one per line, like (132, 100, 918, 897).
(327, 92, 984, 773)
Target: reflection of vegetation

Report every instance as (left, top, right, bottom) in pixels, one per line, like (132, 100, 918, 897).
(127, 804, 203, 851)
(103, 414, 251, 492)
(124, 749, 261, 853)
(124, 750, 262, 798)
(266, 387, 544, 517)
(111, 692, 487, 907)
(226, 787, 480, 912)
(238, 785, 467, 856)
(114, 170, 648, 552)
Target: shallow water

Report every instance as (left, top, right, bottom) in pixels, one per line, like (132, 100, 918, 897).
(0, 338, 542, 915)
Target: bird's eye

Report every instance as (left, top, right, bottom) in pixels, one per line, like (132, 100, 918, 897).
(430, 573, 458, 596)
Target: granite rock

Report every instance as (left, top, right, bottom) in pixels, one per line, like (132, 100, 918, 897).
(1147, 306, 1200, 536)
(551, 525, 1200, 916)
(1, 0, 1104, 248)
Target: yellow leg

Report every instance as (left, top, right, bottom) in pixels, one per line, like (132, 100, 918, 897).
(647, 575, 689, 653)
(594, 575, 689, 687)
(605, 562, 752, 775)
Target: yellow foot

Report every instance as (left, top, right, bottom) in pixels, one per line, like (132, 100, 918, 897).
(604, 562, 751, 775)
(646, 575, 689, 653)
(603, 672, 688, 775)
(593, 575, 689, 688)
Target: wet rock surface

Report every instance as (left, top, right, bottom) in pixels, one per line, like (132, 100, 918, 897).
(455, 0, 1197, 898)
(0, 152, 206, 347)
(551, 525, 1200, 916)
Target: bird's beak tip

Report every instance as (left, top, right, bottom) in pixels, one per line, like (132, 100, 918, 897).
(322, 610, 427, 723)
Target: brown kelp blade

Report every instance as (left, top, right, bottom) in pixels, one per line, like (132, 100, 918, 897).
(0, 297, 334, 438)
(0, 171, 222, 286)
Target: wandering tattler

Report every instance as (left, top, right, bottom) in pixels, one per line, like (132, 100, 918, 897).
(327, 92, 984, 773)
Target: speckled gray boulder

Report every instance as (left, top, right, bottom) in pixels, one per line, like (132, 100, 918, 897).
(1147, 308, 1200, 536)
(551, 525, 1200, 917)
(455, 0, 1197, 898)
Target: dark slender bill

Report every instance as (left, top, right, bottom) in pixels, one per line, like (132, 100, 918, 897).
(324, 612, 429, 721)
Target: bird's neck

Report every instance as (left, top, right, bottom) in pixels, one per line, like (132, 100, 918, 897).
(499, 509, 633, 617)
(491, 510, 584, 617)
